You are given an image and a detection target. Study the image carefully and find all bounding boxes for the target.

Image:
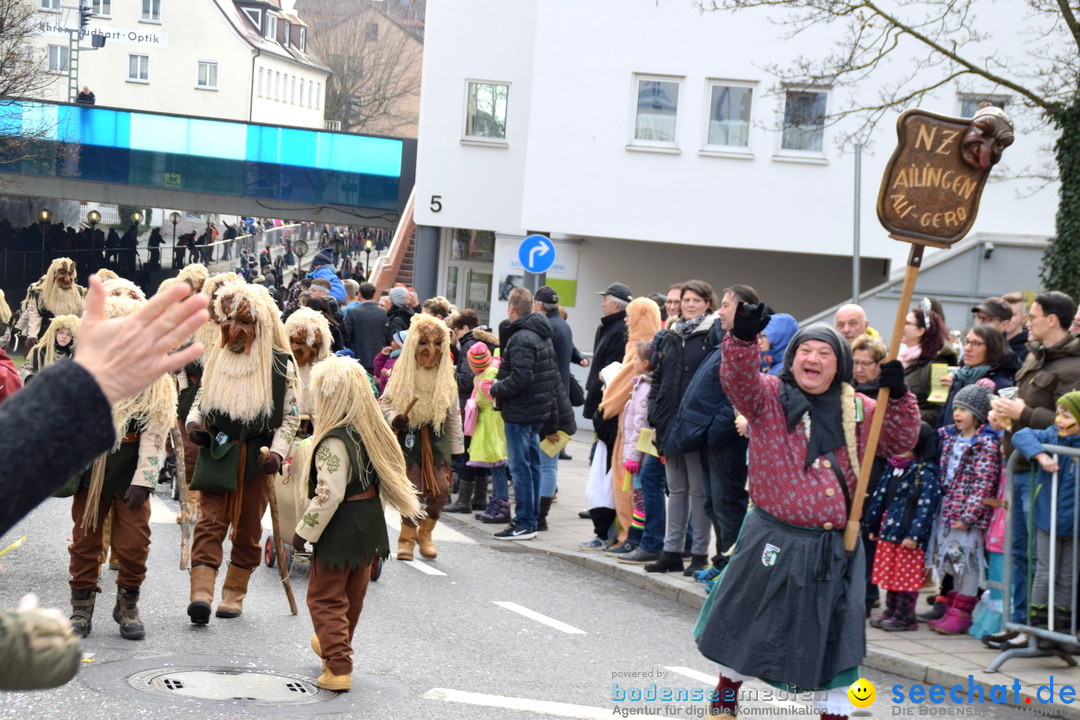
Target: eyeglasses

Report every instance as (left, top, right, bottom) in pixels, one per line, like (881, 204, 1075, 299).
(962, 338, 985, 347)
(853, 360, 879, 368)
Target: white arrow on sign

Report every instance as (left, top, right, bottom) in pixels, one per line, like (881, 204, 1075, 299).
(528, 242, 550, 268)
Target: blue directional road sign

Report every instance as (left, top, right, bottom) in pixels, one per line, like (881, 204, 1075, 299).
(518, 234, 556, 274)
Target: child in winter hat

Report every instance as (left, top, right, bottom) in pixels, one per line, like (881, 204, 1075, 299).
(953, 382, 993, 425)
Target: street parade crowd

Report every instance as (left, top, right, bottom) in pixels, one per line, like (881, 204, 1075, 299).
(2, 243, 1080, 718)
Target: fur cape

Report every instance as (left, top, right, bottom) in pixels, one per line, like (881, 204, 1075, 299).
(37, 258, 84, 318)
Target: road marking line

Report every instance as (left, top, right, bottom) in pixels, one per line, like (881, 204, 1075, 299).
(492, 601, 586, 634)
(400, 559, 447, 576)
(664, 666, 808, 712)
(148, 495, 175, 524)
(423, 688, 608, 719)
(384, 507, 478, 544)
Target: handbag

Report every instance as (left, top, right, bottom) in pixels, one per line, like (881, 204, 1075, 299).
(463, 389, 479, 437)
(189, 428, 247, 493)
(569, 375, 585, 407)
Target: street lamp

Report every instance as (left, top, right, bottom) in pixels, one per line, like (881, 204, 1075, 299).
(87, 209, 100, 232)
(364, 238, 373, 280)
(169, 211, 180, 268)
(37, 208, 51, 271)
(130, 210, 143, 225)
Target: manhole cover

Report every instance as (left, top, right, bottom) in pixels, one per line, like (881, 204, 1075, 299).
(128, 667, 330, 705)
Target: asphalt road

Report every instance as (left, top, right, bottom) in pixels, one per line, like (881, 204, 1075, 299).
(0, 485, 1055, 719)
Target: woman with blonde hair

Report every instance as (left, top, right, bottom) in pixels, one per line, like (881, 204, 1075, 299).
(291, 357, 421, 692)
(26, 314, 79, 379)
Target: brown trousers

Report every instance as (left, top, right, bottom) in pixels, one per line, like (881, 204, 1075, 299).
(401, 463, 450, 528)
(307, 558, 372, 676)
(69, 488, 151, 592)
(190, 477, 269, 570)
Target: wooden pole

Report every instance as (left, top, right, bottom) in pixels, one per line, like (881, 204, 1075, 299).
(262, 445, 298, 615)
(843, 242, 925, 552)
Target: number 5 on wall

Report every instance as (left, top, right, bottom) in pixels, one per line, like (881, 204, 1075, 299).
(430, 195, 442, 212)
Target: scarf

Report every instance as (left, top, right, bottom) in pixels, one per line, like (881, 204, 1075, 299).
(898, 343, 923, 369)
(778, 323, 853, 469)
(674, 314, 707, 338)
(889, 455, 915, 469)
(955, 364, 990, 385)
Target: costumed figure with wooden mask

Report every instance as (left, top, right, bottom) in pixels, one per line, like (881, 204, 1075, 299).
(280, 307, 333, 538)
(379, 313, 463, 561)
(102, 278, 146, 302)
(184, 282, 300, 624)
(291, 357, 423, 691)
(67, 296, 177, 641)
(177, 263, 210, 295)
(23, 257, 85, 347)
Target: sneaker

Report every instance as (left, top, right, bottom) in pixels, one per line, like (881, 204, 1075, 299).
(694, 565, 722, 584)
(604, 541, 636, 555)
(494, 523, 537, 541)
(578, 536, 606, 550)
(578, 509, 591, 519)
(617, 547, 662, 565)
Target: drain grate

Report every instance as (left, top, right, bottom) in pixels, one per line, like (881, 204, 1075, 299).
(129, 668, 330, 705)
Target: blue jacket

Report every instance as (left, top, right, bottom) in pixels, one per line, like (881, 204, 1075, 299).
(863, 461, 941, 547)
(308, 265, 346, 303)
(1011, 427, 1080, 536)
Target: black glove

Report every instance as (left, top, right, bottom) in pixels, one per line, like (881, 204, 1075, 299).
(124, 484, 151, 511)
(186, 422, 211, 447)
(291, 532, 307, 553)
(731, 302, 772, 342)
(259, 451, 282, 475)
(878, 359, 907, 399)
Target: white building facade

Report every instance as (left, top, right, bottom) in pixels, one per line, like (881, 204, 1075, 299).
(413, 0, 1059, 345)
(29, 0, 329, 129)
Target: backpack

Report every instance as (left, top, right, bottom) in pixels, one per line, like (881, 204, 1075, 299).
(663, 345, 736, 455)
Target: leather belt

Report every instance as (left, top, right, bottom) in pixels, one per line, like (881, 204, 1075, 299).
(345, 487, 377, 502)
(121, 432, 141, 444)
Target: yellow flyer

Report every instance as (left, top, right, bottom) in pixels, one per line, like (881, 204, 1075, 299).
(636, 427, 659, 457)
(927, 364, 950, 403)
(540, 431, 572, 458)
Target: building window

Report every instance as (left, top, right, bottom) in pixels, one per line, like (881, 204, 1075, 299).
(704, 81, 753, 149)
(308, 81, 314, 107)
(47, 44, 68, 73)
(275, 71, 281, 100)
(283, 22, 291, 46)
(257, 67, 264, 96)
(140, 0, 160, 21)
(39, 0, 59, 10)
(316, 82, 321, 109)
(265, 14, 277, 41)
(196, 61, 218, 90)
(632, 75, 681, 146)
(366, 22, 379, 41)
(299, 27, 306, 51)
(781, 89, 827, 152)
(127, 53, 149, 82)
(290, 75, 296, 103)
(299, 78, 305, 106)
(464, 81, 508, 140)
(959, 94, 1008, 118)
(92, 0, 111, 16)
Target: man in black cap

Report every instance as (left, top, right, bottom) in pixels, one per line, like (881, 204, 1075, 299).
(972, 296, 1013, 334)
(533, 286, 574, 524)
(585, 283, 631, 469)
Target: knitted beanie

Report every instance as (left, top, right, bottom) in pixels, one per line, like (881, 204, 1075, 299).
(468, 343, 492, 374)
(393, 330, 408, 346)
(388, 286, 408, 307)
(954, 383, 992, 424)
(1058, 391, 1080, 421)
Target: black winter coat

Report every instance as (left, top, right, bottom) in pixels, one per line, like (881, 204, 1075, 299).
(584, 310, 627, 420)
(491, 313, 563, 427)
(383, 305, 415, 346)
(546, 309, 574, 395)
(455, 328, 499, 412)
(648, 315, 718, 453)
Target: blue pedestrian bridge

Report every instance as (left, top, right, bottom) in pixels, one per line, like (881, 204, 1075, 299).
(0, 98, 415, 226)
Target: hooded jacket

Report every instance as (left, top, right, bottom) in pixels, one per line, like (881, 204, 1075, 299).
(1012, 426, 1080, 536)
(455, 327, 498, 411)
(307, 265, 345, 303)
(760, 313, 798, 376)
(648, 313, 718, 453)
(584, 309, 628, 419)
(490, 312, 566, 429)
(383, 304, 415, 346)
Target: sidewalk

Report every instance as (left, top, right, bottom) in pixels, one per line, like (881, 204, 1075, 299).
(443, 435, 1080, 718)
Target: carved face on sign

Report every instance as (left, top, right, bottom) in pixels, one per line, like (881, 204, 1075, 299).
(960, 106, 1015, 171)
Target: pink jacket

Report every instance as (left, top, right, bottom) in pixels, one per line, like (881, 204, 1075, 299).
(720, 333, 920, 529)
(622, 375, 652, 464)
(373, 352, 399, 395)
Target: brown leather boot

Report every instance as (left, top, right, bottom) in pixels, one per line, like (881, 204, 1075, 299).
(113, 586, 145, 640)
(70, 588, 97, 638)
(417, 517, 438, 559)
(187, 565, 217, 625)
(216, 564, 254, 618)
(397, 522, 417, 561)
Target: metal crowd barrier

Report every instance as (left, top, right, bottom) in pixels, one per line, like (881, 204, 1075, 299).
(988, 447, 1080, 671)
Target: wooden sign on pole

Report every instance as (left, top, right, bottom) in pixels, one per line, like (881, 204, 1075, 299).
(844, 103, 1015, 552)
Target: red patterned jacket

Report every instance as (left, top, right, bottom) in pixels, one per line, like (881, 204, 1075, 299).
(936, 425, 1001, 530)
(720, 333, 920, 529)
